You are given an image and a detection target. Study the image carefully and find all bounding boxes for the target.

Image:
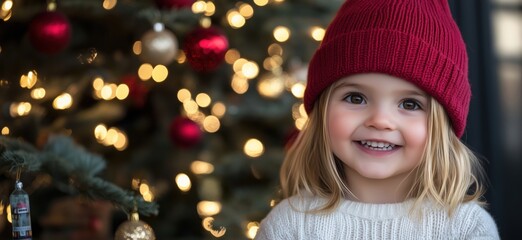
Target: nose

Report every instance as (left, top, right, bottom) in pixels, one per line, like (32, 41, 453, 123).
(364, 105, 396, 131)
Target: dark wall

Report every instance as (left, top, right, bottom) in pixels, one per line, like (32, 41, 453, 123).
(449, 1, 522, 239)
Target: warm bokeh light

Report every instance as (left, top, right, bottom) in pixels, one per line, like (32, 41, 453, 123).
(244, 138, 264, 158)
(187, 111, 205, 123)
(183, 100, 199, 114)
(202, 217, 227, 238)
(241, 61, 259, 79)
(225, 49, 240, 64)
(143, 191, 154, 202)
(133, 41, 142, 55)
(115, 84, 129, 100)
(493, 10, 522, 58)
(177, 88, 192, 102)
(204, 1, 216, 16)
(227, 10, 246, 29)
(131, 178, 140, 190)
(175, 173, 192, 192)
(203, 115, 220, 133)
(253, 0, 269, 7)
(233, 58, 248, 73)
(292, 103, 308, 130)
(139, 182, 155, 202)
(7, 204, 11, 223)
(291, 82, 306, 98)
(191, 161, 215, 175)
(102, 0, 117, 10)
(295, 117, 307, 130)
(2, 0, 13, 11)
(267, 43, 283, 56)
(311, 26, 326, 41)
(152, 64, 168, 82)
(246, 221, 260, 239)
(93, 77, 104, 90)
(200, 17, 212, 28)
(2, 126, 10, 135)
(94, 124, 108, 141)
(238, 3, 254, 19)
(139, 183, 149, 195)
(53, 93, 73, 110)
(101, 84, 117, 100)
(258, 73, 285, 99)
(196, 93, 211, 107)
(102, 128, 119, 146)
(1, 1, 13, 22)
(95, 125, 127, 149)
(273, 26, 290, 42)
(138, 63, 153, 81)
(197, 201, 222, 216)
(31, 87, 46, 99)
(114, 131, 128, 151)
(192, 0, 206, 13)
(231, 74, 249, 94)
(211, 102, 226, 118)
(19, 70, 38, 89)
(9, 102, 31, 117)
(177, 50, 187, 64)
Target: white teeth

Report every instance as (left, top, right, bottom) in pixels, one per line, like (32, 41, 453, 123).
(360, 140, 395, 150)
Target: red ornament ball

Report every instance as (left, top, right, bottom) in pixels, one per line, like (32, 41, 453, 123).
(155, 0, 195, 9)
(28, 11, 71, 54)
(183, 27, 228, 72)
(169, 117, 202, 148)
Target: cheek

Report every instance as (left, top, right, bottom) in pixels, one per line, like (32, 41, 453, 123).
(403, 120, 428, 153)
(327, 110, 357, 142)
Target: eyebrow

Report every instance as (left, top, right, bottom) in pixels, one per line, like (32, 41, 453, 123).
(334, 82, 428, 99)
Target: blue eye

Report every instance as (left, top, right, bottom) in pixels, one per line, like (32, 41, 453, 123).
(400, 99, 421, 110)
(344, 93, 366, 104)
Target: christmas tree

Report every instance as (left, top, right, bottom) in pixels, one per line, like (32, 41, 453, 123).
(0, 0, 341, 239)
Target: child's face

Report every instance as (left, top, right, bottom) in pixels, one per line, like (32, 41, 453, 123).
(327, 73, 428, 185)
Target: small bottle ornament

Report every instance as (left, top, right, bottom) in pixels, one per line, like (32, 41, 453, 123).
(10, 181, 32, 240)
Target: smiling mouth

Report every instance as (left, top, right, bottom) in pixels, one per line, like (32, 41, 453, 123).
(358, 140, 399, 151)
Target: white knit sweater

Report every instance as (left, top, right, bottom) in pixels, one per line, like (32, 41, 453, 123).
(255, 195, 499, 240)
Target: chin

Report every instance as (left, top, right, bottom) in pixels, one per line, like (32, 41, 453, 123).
(358, 171, 395, 180)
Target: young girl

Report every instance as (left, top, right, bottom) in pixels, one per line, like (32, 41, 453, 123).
(256, 0, 500, 239)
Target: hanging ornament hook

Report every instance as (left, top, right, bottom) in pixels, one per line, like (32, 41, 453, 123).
(16, 167, 21, 182)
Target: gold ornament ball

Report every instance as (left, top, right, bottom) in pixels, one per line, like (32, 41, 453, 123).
(140, 27, 178, 65)
(115, 213, 156, 240)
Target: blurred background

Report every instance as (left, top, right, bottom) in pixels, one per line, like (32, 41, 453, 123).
(0, 0, 520, 239)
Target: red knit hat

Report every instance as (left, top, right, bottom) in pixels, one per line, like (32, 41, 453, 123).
(304, 0, 470, 137)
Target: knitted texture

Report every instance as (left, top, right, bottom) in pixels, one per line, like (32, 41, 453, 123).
(255, 196, 499, 240)
(304, 0, 470, 137)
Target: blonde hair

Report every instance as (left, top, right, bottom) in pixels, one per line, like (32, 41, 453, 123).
(280, 85, 485, 215)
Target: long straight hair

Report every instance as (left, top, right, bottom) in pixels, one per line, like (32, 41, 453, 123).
(280, 85, 485, 215)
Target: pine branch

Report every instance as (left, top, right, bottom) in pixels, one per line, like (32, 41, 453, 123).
(0, 135, 158, 216)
